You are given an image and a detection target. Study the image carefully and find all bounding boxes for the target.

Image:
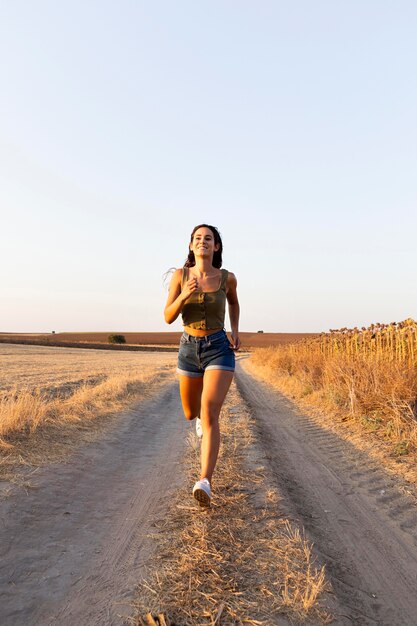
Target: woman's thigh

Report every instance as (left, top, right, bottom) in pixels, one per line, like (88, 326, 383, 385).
(201, 369, 234, 420)
(178, 374, 204, 420)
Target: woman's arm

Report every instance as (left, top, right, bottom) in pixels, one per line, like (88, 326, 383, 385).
(164, 268, 200, 324)
(164, 269, 185, 324)
(226, 272, 241, 350)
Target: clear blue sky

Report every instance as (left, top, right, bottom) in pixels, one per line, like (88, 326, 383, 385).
(1, 1, 416, 333)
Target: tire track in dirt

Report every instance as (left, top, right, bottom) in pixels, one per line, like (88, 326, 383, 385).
(235, 358, 417, 625)
(0, 379, 186, 626)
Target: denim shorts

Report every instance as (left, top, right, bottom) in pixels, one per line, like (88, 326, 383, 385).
(176, 328, 235, 378)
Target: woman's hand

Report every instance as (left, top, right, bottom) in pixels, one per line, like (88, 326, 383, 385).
(230, 332, 241, 351)
(181, 276, 199, 301)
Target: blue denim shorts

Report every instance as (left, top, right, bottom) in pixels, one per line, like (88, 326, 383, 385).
(176, 329, 235, 378)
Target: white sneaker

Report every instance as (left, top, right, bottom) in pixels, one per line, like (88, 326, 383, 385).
(192, 478, 211, 507)
(195, 416, 203, 439)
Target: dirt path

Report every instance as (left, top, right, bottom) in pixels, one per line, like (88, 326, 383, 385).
(236, 357, 417, 625)
(2, 355, 417, 625)
(0, 380, 187, 626)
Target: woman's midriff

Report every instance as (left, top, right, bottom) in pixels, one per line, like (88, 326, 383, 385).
(183, 326, 223, 337)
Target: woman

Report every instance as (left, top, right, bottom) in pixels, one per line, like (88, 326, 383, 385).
(164, 224, 240, 507)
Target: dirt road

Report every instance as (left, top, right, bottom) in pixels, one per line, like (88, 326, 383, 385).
(236, 358, 417, 625)
(0, 381, 187, 626)
(2, 356, 417, 625)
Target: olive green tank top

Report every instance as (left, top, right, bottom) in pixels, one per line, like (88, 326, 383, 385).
(181, 267, 228, 330)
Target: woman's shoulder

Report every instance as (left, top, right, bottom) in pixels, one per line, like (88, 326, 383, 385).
(223, 269, 236, 281)
(223, 269, 237, 290)
(168, 267, 185, 287)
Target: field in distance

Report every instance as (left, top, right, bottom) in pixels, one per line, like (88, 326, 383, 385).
(0, 331, 317, 349)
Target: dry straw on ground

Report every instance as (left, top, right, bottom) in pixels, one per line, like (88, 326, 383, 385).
(133, 383, 332, 625)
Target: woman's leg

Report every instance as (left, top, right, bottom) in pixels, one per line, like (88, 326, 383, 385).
(200, 369, 234, 483)
(178, 374, 204, 420)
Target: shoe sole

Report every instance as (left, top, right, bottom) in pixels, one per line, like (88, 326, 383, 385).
(193, 488, 211, 507)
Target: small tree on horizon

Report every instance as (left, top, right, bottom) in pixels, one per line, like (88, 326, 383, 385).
(108, 334, 126, 344)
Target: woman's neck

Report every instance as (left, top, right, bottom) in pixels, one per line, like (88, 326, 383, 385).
(193, 259, 216, 277)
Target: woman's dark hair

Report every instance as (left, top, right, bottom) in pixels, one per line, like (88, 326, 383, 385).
(184, 223, 223, 269)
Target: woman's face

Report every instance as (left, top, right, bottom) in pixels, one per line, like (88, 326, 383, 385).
(190, 227, 219, 259)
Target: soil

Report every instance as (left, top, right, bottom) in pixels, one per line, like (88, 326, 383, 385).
(0, 381, 188, 626)
(1, 355, 417, 625)
(0, 331, 316, 349)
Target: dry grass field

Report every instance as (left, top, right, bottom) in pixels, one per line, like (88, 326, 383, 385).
(249, 318, 417, 484)
(0, 344, 177, 480)
(0, 343, 176, 394)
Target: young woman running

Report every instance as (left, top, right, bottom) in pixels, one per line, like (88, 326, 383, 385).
(164, 224, 240, 507)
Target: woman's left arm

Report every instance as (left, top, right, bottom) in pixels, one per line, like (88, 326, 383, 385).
(226, 272, 241, 350)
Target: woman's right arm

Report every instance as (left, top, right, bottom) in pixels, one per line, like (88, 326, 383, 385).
(164, 268, 199, 324)
(164, 269, 184, 324)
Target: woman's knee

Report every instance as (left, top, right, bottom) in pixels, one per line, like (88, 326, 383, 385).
(200, 402, 221, 424)
(183, 409, 198, 421)
(179, 375, 203, 421)
(183, 403, 201, 420)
